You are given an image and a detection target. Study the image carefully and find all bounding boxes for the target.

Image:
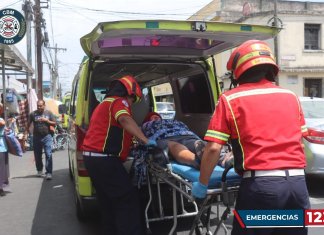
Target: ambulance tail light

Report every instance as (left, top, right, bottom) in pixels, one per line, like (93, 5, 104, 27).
(305, 128, 324, 145)
(76, 151, 88, 177)
(76, 125, 89, 177)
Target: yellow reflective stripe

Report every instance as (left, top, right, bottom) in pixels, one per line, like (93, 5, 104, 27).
(251, 43, 271, 51)
(236, 51, 275, 70)
(223, 95, 246, 170)
(115, 110, 129, 120)
(205, 130, 229, 142)
(301, 125, 308, 133)
(120, 77, 132, 88)
(226, 88, 295, 101)
(103, 98, 115, 103)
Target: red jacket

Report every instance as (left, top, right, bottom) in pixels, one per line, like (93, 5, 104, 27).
(82, 96, 133, 161)
(205, 79, 308, 174)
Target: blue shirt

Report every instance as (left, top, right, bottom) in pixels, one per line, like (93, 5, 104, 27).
(142, 119, 198, 141)
(0, 118, 8, 152)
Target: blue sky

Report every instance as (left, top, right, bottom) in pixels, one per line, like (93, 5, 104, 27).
(1, 0, 212, 94)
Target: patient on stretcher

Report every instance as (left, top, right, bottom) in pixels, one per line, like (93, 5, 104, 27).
(141, 112, 207, 169)
(130, 112, 233, 187)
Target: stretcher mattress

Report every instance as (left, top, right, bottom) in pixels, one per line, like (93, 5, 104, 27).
(171, 162, 241, 188)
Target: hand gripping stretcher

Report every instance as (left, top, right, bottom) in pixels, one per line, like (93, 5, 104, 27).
(143, 147, 241, 235)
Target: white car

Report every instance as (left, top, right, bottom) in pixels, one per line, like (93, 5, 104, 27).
(299, 97, 324, 175)
(156, 102, 176, 120)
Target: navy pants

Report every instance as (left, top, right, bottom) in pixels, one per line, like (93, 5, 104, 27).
(84, 156, 143, 235)
(33, 134, 53, 174)
(232, 175, 310, 235)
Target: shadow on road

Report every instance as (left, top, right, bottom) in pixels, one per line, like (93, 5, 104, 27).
(30, 168, 100, 235)
(306, 175, 324, 198)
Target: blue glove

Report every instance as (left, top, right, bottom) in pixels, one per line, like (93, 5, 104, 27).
(145, 138, 157, 147)
(192, 181, 208, 199)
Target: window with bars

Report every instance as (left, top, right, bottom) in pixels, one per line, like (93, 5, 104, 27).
(304, 24, 321, 50)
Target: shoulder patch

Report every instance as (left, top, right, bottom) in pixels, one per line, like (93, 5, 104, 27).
(122, 100, 129, 108)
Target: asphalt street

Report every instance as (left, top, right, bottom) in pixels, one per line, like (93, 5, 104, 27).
(0, 149, 324, 235)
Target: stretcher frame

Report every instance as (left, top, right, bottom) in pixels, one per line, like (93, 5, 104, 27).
(144, 153, 240, 235)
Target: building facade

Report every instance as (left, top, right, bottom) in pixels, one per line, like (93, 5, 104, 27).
(189, 0, 324, 97)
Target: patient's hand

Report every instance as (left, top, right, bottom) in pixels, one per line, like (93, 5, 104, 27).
(219, 152, 234, 168)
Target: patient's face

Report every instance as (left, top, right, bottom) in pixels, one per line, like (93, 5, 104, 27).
(150, 115, 161, 121)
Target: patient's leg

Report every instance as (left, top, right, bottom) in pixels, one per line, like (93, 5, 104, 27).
(168, 141, 200, 169)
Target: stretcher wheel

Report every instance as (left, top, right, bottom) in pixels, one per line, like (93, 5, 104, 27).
(146, 228, 152, 235)
(194, 223, 203, 235)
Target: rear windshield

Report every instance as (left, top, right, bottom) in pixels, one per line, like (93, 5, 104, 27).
(300, 100, 324, 118)
(156, 103, 175, 111)
(98, 36, 223, 50)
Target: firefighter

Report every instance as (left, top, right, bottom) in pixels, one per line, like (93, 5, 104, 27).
(82, 75, 156, 235)
(192, 40, 310, 235)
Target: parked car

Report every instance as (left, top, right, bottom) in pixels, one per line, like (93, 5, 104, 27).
(64, 19, 278, 221)
(156, 102, 175, 120)
(299, 96, 324, 175)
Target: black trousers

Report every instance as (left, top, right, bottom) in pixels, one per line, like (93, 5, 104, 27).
(232, 175, 310, 235)
(84, 156, 143, 235)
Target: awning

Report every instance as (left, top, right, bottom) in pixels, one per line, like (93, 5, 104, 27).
(0, 77, 26, 94)
(0, 44, 34, 74)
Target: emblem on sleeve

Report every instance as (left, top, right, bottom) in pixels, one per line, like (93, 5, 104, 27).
(122, 100, 129, 107)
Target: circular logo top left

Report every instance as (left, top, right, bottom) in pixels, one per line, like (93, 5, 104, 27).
(0, 8, 26, 45)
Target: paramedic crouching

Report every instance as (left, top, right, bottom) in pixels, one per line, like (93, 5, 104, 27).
(192, 40, 310, 235)
(82, 76, 156, 235)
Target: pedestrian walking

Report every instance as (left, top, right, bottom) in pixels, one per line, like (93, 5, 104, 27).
(0, 103, 9, 196)
(82, 75, 157, 235)
(26, 100, 56, 180)
(192, 40, 310, 235)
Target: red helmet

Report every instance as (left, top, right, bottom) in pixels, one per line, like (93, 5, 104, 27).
(226, 40, 279, 81)
(118, 75, 142, 103)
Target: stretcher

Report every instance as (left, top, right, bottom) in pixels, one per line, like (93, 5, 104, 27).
(143, 148, 241, 235)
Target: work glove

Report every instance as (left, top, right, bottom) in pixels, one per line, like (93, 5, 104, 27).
(192, 181, 208, 199)
(145, 138, 157, 147)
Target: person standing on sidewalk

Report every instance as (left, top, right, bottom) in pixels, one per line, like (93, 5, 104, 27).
(192, 40, 310, 235)
(0, 104, 8, 196)
(26, 100, 56, 180)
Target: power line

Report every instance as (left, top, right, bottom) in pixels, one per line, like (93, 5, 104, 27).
(51, 0, 208, 17)
(1, 0, 22, 8)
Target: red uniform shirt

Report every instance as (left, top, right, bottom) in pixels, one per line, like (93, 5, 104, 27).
(205, 79, 308, 174)
(82, 96, 133, 161)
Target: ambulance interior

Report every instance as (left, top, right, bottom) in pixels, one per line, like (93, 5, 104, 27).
(89, 61, 215, 138)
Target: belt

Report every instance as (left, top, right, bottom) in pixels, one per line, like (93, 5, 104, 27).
(83, 151, 117, 158)
(243, 169, 305, 178)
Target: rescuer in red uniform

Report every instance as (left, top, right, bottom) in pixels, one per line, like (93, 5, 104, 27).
(192, 40, 310, 235)
(82, 75, 156, 235)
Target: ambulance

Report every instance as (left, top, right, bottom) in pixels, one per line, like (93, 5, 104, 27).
(66, 20, 278, 220)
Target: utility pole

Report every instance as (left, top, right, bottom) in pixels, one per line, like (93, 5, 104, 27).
(22, 0, 33, 92)
(47, 44, 66, 100)
(34, 0, 43, 99)
(1, 49, 7, 122)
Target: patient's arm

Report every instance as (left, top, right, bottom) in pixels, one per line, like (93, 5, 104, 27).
(168, 141, 200, 169)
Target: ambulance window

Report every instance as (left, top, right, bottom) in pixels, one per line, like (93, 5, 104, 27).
(71, 79, 79, 118)
(151, 83, 176, 120)
(177, 74, 213, 114)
